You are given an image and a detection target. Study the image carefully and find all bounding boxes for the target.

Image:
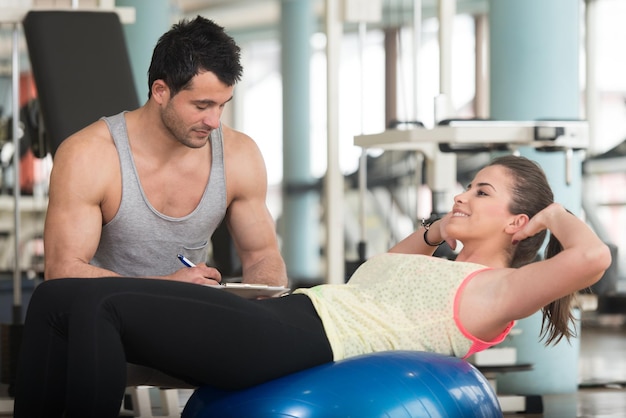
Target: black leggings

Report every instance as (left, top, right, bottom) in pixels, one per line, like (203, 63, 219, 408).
(13, 278, 333, 418)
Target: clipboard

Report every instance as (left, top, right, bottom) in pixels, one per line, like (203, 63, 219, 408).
(205, 283, 290, 299)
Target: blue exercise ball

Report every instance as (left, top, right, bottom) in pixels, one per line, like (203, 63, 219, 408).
(181, 351, 502, 418)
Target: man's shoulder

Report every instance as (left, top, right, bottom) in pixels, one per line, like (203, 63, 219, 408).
(221, 124, 259, 155)
(55, 119, 117, 160)
(221, 124, 250, 141)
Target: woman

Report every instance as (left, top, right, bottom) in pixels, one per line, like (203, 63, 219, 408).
(13, 155, 611, 417)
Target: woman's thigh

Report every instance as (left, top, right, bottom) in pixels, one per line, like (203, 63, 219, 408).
(63, 278, 333, 389)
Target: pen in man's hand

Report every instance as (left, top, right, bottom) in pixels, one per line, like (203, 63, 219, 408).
(177, 254, 196, 267)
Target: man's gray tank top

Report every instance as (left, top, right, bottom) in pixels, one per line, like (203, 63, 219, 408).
(91, 112, 227, 277)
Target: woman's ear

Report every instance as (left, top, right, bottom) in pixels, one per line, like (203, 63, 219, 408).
(505, 213, 529, 234)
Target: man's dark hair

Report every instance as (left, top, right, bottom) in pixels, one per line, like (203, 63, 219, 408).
(147, 16, 243, 99)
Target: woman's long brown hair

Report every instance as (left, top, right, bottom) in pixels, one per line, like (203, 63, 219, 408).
(488, 155, 577, 345)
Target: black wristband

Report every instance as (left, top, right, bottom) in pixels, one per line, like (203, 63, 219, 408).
(421, 218, 445, 247)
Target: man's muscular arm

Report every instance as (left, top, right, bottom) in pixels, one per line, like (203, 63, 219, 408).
(223, 127, 288, 287)
(44, 124, 120, 279)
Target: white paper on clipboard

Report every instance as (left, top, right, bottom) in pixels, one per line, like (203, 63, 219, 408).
(205, 283, 290, 299)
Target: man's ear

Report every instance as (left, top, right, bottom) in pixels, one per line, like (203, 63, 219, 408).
(505, 213, 529, 234)
(151, 80, 169, 104)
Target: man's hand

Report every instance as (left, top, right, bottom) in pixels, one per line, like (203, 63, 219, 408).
(167, 263, 222, 285)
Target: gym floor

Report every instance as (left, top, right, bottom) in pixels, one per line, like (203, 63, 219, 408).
(505, 316, 626, 418)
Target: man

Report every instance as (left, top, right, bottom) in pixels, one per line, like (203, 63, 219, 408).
(42, 16, 288, 387)
(43, 16, 287, 288)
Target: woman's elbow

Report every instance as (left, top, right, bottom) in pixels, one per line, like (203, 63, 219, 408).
(587, 243, 613, 286)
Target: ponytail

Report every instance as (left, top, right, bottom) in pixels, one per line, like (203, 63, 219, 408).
(539, 232, 578, 345)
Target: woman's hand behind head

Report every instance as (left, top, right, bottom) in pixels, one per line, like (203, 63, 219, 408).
(438, 213, 458, 251)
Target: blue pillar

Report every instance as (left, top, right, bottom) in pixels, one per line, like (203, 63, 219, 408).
(280, 0, 320, 282)
(489, 0, 582, 396)
(116, 0, 171, 103)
